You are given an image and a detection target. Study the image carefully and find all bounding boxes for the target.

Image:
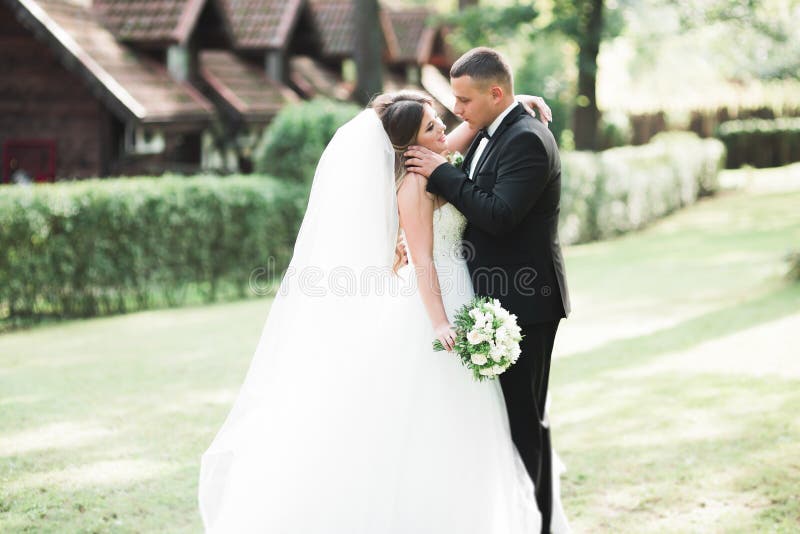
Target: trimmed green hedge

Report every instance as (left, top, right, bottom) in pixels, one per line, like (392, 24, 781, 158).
(717, 117, 800, 168)
(560, 132, 726, 244)
(255, 98, 361, 184)
(0, 175, 307, 320)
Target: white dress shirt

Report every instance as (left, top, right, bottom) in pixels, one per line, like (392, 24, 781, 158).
(468, 101, 518, 179)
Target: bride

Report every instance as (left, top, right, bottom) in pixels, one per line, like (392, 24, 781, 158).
(199, 92, 568, 533)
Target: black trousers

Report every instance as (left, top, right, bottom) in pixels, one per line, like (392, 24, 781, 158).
(499, 319, 560, 534)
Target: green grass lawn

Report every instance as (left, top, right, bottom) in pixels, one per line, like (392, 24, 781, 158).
(1, 171, 799, 533)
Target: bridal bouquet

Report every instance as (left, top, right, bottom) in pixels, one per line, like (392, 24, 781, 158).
(447, 151, 464, 168)
(433, 296, 523, 381)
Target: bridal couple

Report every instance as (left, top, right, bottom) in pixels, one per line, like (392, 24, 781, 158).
(199, 47, 571, 533)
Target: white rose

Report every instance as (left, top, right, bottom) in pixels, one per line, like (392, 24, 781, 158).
(472, 311, 487, 329)
(489, 344, 505, 362)
(467, 329, 484, 345)
(495, 326, 509, 342)
(479, 367, 495, 376)
(471, 352, 488, 365)
(492, 365, 505, 375)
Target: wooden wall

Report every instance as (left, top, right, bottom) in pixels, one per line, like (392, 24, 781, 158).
(0, 3, 108, 180)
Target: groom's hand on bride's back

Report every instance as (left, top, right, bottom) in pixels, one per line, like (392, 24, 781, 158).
(393, 235, 408, 272)
(404, 146, 448, 178)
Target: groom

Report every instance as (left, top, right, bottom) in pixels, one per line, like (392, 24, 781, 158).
(405, 47, 570, 533)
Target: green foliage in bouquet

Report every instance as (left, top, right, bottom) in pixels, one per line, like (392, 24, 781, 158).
(433, 296, 523, 382)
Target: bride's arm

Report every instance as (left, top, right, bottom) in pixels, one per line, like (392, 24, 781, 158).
(444, 95, 554, 154)
(445, 121, 480, 155)
(397, 173, 457, 351)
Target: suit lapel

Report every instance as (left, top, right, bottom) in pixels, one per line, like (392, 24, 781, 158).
(472, 103, 526, 177)
(461, 132, 484, 172)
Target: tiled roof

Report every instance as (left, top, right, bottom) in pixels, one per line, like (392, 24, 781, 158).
(220, 0, 302, 49)
(383, 8, 435, 64)
(14, 0, 213, 122)
(200, 50, 298, 120)
(308, 0, 355, 58)
(94, 0, 302, 50)
(93, 0, 204, 44)
(289, 55, 352, 100)
(308, 1, 437, 63)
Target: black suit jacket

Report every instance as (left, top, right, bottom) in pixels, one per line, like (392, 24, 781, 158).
(426, 103, 570, 325)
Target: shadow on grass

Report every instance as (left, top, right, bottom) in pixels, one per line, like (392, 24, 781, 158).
(0, 461, 201, 533)
(554, 280, 800, 385)
(0, 404, 210, 532)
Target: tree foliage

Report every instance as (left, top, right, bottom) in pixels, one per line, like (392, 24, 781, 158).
(666, 0, 800, 80)
(445, 0, 624, 149)
(443, 3, 538, 52)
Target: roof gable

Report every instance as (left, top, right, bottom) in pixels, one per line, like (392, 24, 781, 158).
(382, 8, 435, 64)
(200, 50, 298, 121)
(94, 0, 303, 50)
(93, 0, 206, 45)
(308, 0, 355, 58)
(221, 0, 303, 50)
(8, 0, 214, 123)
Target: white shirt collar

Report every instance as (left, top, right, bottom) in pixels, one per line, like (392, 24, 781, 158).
(487, 100, 519, 137)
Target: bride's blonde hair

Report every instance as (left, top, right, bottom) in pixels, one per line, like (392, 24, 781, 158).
(371, 91, 434, 191)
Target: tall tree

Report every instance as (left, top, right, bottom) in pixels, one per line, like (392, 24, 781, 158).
(552, 0, 606, 150)
(354, 0, 384, 105)
(445, 1, 620, 150)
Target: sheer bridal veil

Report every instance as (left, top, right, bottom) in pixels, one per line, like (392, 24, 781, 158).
(199, 109, 419, 530)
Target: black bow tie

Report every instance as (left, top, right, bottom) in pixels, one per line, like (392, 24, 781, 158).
(477, 128, 491, 141)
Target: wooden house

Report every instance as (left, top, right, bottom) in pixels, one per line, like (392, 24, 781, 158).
(0, 0, 451, 181)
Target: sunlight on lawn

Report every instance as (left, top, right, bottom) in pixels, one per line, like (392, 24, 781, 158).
(0, 422, 112, 457)
(617, 312, 800, 379)
(557, 183, 800, 359)
(1, 171, 798, 532)
(10, 460, 174, 491)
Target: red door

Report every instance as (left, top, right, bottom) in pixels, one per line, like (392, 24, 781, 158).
(2, 139, 56, 183)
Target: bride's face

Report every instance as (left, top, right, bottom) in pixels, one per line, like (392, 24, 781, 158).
(415, 104, 447, 154)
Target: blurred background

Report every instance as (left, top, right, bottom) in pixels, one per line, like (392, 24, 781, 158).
(1, 0, 798, 532)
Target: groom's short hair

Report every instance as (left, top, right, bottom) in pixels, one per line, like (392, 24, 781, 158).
(450, 47, 513, 91)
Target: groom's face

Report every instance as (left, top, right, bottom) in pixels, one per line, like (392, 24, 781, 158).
(451, 75, 501, 129)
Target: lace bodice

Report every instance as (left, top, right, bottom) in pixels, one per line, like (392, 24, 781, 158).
(399, 202, 467, 266)
(432, 202, 467, 261)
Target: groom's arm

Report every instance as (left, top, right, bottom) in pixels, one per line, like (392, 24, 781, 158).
(422, 132, 551, 237)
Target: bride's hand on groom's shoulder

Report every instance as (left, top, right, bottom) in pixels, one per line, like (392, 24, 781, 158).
(404, 146, 447, 178)
(516, 94, 553, 126)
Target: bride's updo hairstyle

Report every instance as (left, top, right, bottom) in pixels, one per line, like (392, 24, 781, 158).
(371, 91, 434, 188)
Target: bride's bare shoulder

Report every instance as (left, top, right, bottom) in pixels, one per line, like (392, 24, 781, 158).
(397, 172, 435, 204)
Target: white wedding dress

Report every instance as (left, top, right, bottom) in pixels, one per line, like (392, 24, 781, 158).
(199, 110, 566, 533)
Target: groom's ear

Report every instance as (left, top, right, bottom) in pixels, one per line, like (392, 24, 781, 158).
(490, 85, 505, 102)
